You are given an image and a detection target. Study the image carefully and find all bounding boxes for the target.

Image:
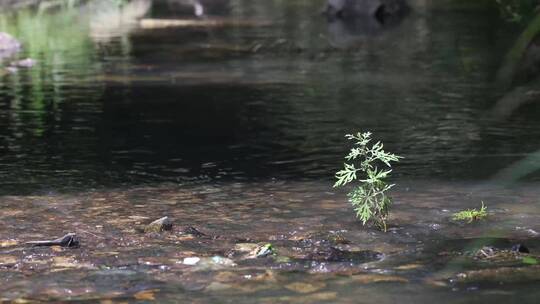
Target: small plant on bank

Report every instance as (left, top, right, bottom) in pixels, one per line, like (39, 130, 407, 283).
(452, 202, 488, 223)
(334, 132, 401, 232)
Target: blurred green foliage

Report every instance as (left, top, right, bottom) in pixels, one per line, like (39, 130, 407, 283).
(0, 2, 101, 136)
(495, 0, 539, 23)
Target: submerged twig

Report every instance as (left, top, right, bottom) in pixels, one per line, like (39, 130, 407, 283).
(25, 233, 80, 248)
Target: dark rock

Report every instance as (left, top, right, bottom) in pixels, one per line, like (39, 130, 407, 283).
(325, 0, 409, 22)
(325, 0, 409, 48)
(163, 0, 230, 18)
(512, 244, 530, 254)
(182, 226, 207, 237)
(453, 265, 540, 284)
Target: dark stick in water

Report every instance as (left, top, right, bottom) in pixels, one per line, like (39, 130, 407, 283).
(26, 233, 80, 248)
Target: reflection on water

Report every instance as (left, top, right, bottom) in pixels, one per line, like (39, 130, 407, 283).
(0, 0, 539, 192)
(88, 0, 152, 43)
(1, 0, 540, 302)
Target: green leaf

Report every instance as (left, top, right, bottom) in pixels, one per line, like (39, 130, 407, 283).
(522, 256, 538, 265)
(334, 131, 401, 231)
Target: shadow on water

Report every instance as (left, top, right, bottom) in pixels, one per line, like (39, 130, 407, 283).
(1, 0, 540, 302)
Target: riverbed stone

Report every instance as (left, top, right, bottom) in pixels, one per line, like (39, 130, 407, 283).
(0, 240, 18, 247)
(205, 282, 232, 292)
(351, 273, 409, 284)
(452, 265, 540, 284)
(0, 256, 18, 266)
(181, 226, 206, 237)
(144, 216, 173, 233)
(285, 281, 326, 293)
(231, 243, 276, 259)
(233, 243, 259, 253)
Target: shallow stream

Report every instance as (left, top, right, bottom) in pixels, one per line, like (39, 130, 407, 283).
(1, 0, 540, 302)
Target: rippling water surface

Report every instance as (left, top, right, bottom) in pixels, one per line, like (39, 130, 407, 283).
(1, 0, 540, 302)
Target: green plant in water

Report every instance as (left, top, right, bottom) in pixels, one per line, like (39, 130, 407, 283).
(334, 132, 401, 232)
(522, 256, 538, 265)
(452, 202, 488, 223)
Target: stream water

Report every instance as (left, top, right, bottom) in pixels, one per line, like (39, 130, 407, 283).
(1, 0, 540, 302)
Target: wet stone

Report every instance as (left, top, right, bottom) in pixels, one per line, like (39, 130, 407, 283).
(52, 256, 94, 269)
(511, 244, 530, 253)
(183, 257, 201, 265)
(328, 233, 350, 245)
(231, 243, 277, 259)
(285, 281, 326, 293)
(260, 291, 337, 304)
(232, 243, 260, 253)
(205, 282, 233, 292)
(0, 240, 18, 247)
(253, 243, 275, 258)
(452, 265, 540, 285)
(133, 289, 158, 301)
(0, 255, 18, 266)
(144, 216, 173, 233)
(299, 231, 346, 246)
(181, 226, 207, 237)
(471, 245, 536, 265)
(351, 274, 409, 284)
(183, 256, 236, 270)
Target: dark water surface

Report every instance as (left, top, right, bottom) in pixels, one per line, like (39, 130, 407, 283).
(1, 0, 540, 302)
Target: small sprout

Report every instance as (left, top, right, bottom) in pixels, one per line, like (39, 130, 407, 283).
(452, 202, 488, 223)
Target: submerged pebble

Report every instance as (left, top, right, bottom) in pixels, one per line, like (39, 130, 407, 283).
(0, 256, 18, 266)
(452, 265, 540, 284)
(232, 243, 276, 259)
(183, 257, 201, 265)
(285, 281, 326, 294)
(183, 256, 236, 270)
